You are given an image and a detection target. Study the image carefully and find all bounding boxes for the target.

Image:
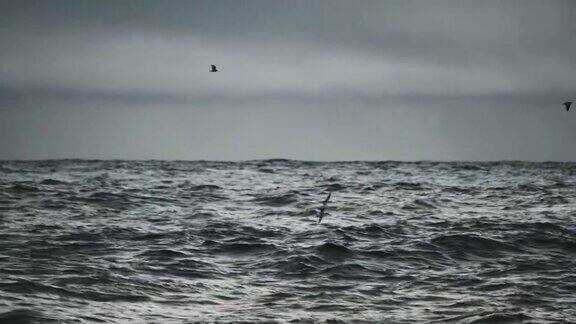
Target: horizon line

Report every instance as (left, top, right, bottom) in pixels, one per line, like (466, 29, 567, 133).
(1, 158, 575, 163)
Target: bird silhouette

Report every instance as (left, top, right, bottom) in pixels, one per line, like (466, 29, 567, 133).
(210, 65, 218, 72)
(317, 193, 331, 224)
(563, 102, 572, 111)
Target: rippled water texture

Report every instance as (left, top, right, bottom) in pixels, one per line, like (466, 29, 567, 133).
(1, 160, 575, 323)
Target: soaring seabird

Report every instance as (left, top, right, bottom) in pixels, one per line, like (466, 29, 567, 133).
(317, 193, 331, 224)
(210, 65, 218, 72)
(563, 102, 572, 111)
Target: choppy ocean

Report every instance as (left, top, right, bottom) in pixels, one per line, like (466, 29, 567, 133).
(0, 160, 575, 323)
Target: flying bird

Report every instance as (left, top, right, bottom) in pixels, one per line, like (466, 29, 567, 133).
(210, 65, 218, 72)
(317, 193, 332, 224)
(563, 102, 572, 111)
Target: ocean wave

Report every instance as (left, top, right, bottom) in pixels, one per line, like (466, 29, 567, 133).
(251, 193, 298, 207)
(1, 160, 575, 322)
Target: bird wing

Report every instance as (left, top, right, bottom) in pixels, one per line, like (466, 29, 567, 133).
(317, 193, 331, 224)
(323, 193, 331, 205)
(211, 65, 216, 69)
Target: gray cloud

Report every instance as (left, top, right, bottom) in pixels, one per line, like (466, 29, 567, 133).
(0, 0, 575, 160)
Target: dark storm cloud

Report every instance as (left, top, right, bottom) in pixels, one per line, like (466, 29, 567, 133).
(0, 1, 575, 160)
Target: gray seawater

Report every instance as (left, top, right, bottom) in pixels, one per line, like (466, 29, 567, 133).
(0, 160, 575, 323)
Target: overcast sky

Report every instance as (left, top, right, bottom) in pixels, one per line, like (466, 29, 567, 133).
(1, 0, 575, 161)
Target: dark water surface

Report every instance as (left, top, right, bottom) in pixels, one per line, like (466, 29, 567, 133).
(1, 160, 575, 323)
